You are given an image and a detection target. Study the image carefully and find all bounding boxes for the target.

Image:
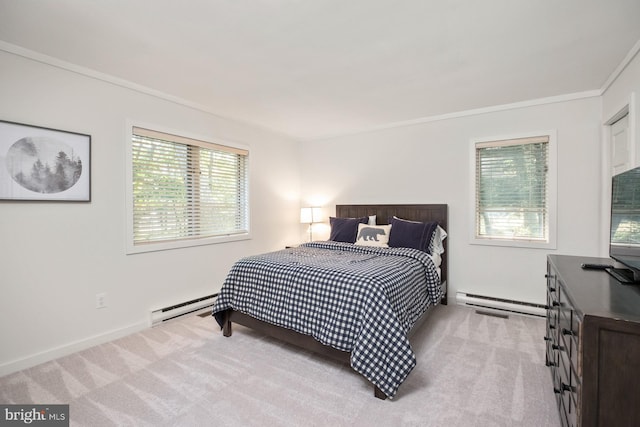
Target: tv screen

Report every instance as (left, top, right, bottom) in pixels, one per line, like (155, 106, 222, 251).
(610, 165, 640, 281)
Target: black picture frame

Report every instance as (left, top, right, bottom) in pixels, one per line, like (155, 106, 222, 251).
(0, 120, 91, 201)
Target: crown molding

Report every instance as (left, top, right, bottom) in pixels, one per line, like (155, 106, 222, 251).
(303, 90, 602, 142)
(0, 40, 292, 140)
(3, 38, 636, 143)
(601, 38, 640, 93)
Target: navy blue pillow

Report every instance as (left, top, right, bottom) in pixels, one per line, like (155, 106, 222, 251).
(388, 217, 438, 253)
(329, 216, 369, 243)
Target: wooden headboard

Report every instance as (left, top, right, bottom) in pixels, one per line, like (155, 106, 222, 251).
(336, 204, 448, 303)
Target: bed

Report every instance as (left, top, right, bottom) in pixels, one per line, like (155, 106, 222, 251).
(212, 204, 448, 399)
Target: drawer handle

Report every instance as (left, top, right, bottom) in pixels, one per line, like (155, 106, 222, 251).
(545, 274, 555, 279)
(562, 328, 574, 336)
(548, 287, 556, 292)
(553, 383, 574, 394)
(552, 344, 564, 351)
(549, 324, 556, 330)
(544, 336, 552, 341)
(562, 383, 575, 393)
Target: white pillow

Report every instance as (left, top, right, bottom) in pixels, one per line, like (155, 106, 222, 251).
(368, 215, 377, 225)
(429, 226, 447, 255)
(355, 224, 391, 247)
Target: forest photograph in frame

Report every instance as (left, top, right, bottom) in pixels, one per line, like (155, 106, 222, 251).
(0, 120, 91, 201)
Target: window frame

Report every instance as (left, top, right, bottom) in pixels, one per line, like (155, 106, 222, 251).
(469, 131, 557, 249)
(125, 122, 251, 254)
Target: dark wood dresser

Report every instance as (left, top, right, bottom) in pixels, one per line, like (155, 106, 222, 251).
(546, 255, 640, 427)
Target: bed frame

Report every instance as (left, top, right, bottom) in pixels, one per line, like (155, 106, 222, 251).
(220, 203, 448, 399)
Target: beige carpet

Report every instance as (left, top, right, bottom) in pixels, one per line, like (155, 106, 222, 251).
(0, 305, 560, 426)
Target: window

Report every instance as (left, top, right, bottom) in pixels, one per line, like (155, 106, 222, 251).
(472, 133, 556, 248)
(127, 126, 249, 253)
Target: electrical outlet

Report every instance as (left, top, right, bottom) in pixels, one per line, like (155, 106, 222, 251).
(96, 293, 107, 309)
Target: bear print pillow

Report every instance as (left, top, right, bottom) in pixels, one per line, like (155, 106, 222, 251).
(354, 224, 391, 248)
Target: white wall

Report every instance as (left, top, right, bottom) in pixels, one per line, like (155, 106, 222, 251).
(299, 97, 603, 306)
(0, 50, 301, 375)
(602, 49, 640, 167)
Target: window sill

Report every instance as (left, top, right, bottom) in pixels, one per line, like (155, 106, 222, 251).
(470, 236, 556, 250)
(126, 233, 251, 254)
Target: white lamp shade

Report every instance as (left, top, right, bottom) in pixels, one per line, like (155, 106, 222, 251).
(300, 207, 322, 224)
(300, 207, 313, 224)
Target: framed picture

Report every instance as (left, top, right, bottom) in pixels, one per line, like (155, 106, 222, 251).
(0, 120, 91, 201)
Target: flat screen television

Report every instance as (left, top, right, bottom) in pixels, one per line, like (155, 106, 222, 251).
(609, 165, 640, 283)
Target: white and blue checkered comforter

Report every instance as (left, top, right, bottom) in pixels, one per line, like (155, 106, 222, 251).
(212, 240, 443, 398)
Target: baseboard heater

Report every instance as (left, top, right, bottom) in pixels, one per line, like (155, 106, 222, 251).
(150, 293, 218, 326)
(456, 292, 546, 317)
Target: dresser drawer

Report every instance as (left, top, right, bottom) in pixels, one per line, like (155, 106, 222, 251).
(566, 396, 577, 427)
(551, 363, 564, 410)
(571, 313, 581, 375)
(558, 359, 579, 427)
(546, 340, 558, 368)
(567, 327, 579, 376)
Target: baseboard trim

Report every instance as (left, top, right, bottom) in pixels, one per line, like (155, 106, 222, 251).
(456, 292, 546, 317)
(0, 321, 148, 377)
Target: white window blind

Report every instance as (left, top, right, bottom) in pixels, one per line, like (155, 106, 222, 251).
(131, 126, 249, 246)
(475, 135, 549, 242)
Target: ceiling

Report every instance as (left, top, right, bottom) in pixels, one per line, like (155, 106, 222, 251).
(1, 1, 639, 141)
